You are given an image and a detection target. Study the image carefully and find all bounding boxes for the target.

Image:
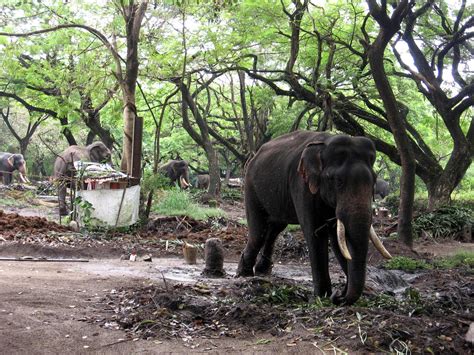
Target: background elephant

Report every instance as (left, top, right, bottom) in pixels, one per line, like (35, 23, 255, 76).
(53, 142, 111, 216)
(236, 131, 391, 306)
(159, 160, 191, 189)
(374, 178, 390, 199)
(0, 153, 29, 185)
(195, 174, 210, 189)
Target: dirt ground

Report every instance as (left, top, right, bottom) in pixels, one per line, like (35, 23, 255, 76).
(0, 186, 473, 354)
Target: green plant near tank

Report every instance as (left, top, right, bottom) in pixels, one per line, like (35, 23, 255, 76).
(74, 196, 95, 226)
(413, 205, 473, 239)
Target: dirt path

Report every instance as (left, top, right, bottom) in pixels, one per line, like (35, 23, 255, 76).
(0, 191, 472, 353)
(0, 259, 322, 354)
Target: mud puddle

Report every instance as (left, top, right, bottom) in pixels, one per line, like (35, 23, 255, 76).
(76, 258, 314, 284)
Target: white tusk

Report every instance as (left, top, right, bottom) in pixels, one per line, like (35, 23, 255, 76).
(370, 225, 392, 259)
(180, 176, 190, 188)
(19, 173, 29, 183)
(337, 219, 352, 261)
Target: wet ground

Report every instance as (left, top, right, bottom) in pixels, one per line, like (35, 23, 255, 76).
(0, 186, 473, 353)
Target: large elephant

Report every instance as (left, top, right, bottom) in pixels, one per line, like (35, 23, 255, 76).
(374, 178, 390, 199)
(53, 142, 111, 216)
(236, 131, 392, 305)
(159, 160, 191, 189)
(195, 174, 210, 189)
(0, 152, 29, 185)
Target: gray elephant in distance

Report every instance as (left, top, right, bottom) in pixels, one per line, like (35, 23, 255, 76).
(53, 142, 112, 216)
(236, 131, 392, 306)
(374, 178, 390, 200)
(0, 152, 29, 185)
(158, 160, 191, 189)
(195, 174, 210, 189)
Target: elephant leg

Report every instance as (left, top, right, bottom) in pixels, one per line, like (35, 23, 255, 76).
(255, 222, 287, 276)
(329, 230, 348, 302)
(303, 223, 332, 298)
(58, 180, 69, 216)
(4, 172, 12, 185)
(236, 197, 269, 277)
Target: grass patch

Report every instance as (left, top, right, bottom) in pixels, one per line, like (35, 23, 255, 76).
(285, 224, 301, 232)
(384, 256, 432, 271)
(0, 196, 24, 207)
(356, 289, 425, 315)
(237, 218, 247, 226)
(433, 251, 474, 269)
(154, 188, 225, 220)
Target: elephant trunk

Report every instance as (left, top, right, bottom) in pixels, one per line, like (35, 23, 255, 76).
(333, 198, 372, 305)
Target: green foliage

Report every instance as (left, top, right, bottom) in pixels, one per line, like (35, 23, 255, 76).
(433, 251, 474, 269)
(285, 224, 301, 232)
(154, 188, 224, 220)
(356, 288, 425, 315)
(141, 173, 172, 193)
(384, 256, 432, 271)
(413, 206, 473, 239)
(260, 284, 309, 305)
(0, 196, 23, 207)
(74, 196, 94, 226)
(220, 187, 243, 202)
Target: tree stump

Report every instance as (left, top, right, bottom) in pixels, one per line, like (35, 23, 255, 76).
(183, 242, 197, 264)
(202, 238, 225, 277)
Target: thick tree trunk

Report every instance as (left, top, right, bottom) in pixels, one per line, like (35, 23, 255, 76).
(121, 97, 137, 174)
(368, 0, 415, 247)
(118, 1, 147, 175)
(205, 142, 221, 198)
(427, 145, 472, 210)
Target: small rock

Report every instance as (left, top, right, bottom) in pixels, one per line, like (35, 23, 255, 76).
(69, 220, 80, 232)
(142, 254, 152, 262)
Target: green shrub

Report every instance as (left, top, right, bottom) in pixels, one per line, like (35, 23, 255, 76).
(384, 256, 431, 271)
(221, 187, 243, 201)
(142, 173, 173, 193)
(434, 251, 474, 269)
(413, 205, 473, 239)
(154, 188, 225, 220)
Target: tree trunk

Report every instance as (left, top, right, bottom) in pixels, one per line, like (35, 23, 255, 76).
(205, 142, 221, 198)
(118, 1, 147, 175)
(427, 146, 472, 209)
(238, 70, 255, 154)
(368, 0, 415, 247)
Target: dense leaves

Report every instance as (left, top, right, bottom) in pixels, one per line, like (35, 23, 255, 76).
(0, 0, 471, 208)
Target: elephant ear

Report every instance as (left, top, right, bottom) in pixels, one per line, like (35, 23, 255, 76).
(7, 155, 14, 168)
(297, 141, 325, 194)
(88, 142, 109, 162)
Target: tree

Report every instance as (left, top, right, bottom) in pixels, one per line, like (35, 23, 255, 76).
(0, 0, 148, 179)
(392, 0, 473, 209)
(0, 106, 47, 156)
(367, 0, 415, 246)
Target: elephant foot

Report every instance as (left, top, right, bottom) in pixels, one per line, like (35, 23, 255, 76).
(330, 289, 358, 306)
(254, 254, 273, 276)
(235, 254, 255, 277)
